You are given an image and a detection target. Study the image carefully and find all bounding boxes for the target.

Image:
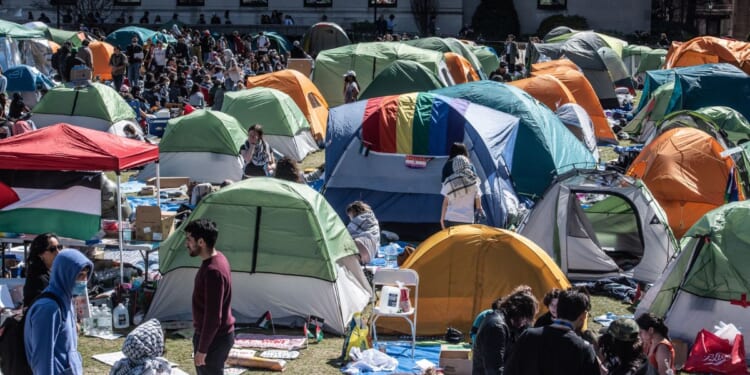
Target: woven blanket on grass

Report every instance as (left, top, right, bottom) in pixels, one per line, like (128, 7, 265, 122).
(234, 334, 307, 350)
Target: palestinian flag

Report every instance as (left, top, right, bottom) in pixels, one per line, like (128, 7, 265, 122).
(0, 170, 102, 240)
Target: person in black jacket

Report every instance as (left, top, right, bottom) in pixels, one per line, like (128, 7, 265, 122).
(22, 233, 62, 308)
(473, 285, 539, 375)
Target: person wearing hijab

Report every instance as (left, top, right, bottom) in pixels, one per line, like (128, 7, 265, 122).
(346, 201, 381, 265)
(440, 155, 484, 229)
(110, 319, 171, 375)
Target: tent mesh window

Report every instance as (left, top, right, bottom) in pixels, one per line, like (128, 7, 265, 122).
(571, 191, 645, 271)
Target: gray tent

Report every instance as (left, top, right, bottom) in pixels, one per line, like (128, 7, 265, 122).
(518, 169, 679, 283)
(555, 103, 599, 162)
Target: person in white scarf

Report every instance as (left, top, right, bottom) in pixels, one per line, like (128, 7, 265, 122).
(346, 201, 381, 265)
(440, 155, 484, 229)
(110, 319, 171, 375)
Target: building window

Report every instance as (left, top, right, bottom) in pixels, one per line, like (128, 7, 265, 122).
(114, 0, 141, 5)
(368, 0, 397, 7)
(241, 0, 269, 6)
(537, 0, 566, 10)
(177, 0, 205, 5)
(305, 0, 332, 7)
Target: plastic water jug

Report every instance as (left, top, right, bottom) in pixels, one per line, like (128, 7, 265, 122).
(385, 244, 399, 268)
(378, 286, 401, 314)
(113, 301, 130, 329)
(98, 305, 112, 334)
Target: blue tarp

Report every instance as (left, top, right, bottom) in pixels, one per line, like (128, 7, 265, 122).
(4, 65, 54, 92)
(342, 342, 442, 375)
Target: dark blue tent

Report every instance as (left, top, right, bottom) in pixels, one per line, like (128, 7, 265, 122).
(4, 65, 54, 92)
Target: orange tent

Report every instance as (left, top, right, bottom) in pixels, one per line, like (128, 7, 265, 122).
(376, 225, 570, 336)
(444, 52, 480, 84)
(49, 41, 60, 54)
(665, 36, 750, 74)
(531, 65, 616, 144)
(627, 127, 745, 239)
(246, 69, 329, 142)
(90, 41, 114, 81)
(531, 59, 580, 76)
(509, 74, 576, 112)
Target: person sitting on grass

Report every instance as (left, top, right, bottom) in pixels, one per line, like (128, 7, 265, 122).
(110, 319, 171, 375)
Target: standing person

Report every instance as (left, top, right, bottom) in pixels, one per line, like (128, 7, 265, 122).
(440, 155, 483, 229)
(441, 142, 470, 182)
(599, 318, 646, 375)
(151, 41, 168, 75)
(188, 83, 205, 108)
(185, 219, 235, 375)
(504, 35, 519, 73)
(343, 70, 359, 104)
(534, 288, 562, 327)
(240, 124, 276, 177)
(126, 37, 144, 87)
(53, 42, 72, 82)
(0, 67, 6, 97)
(472, 285, 539, 375)
(504, 288, 601, 375)
(386, 14, 396, 34)
(76, 40, 94, 70)
(23, 233, 62, 308)
(24, 249, 93, 375)
(110, 45, 128, 93)
(345, 201, 381, 265)
(256, 32, 270, 56)
(636, 313, 675, 375)
(657, 33, 670, 49)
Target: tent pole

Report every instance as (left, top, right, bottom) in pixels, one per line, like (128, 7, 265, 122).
(156, 161, 161, 208)
(117, 172, 124, 284)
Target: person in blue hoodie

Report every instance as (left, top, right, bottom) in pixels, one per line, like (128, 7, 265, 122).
(24, 249, 93, 375)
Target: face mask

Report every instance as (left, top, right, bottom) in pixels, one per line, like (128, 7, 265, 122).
(72, 280, 87, 297)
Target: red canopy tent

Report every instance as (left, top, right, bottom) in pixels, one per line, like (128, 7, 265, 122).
(0, 124, 160, 282)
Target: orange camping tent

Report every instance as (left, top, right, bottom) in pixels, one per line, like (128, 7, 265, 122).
(376, 225, 570, 336)
(531, 65, 617, 144)
(531, 59, 580, 75)
(509, 74, 576, 112)
(444, 52, 480, 84)
(665, 36, 750, 74)
(90, 41, 114, 81)
(246, 69, 329, 142)
(627, 127, 745, 239)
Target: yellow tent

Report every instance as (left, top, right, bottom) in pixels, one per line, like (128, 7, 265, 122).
(377, 225, 570, 336)
(246, 69, 329, 142)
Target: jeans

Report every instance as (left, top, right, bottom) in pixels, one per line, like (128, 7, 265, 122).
(193, 331, 235, 375)
(113, 74, 124, 92)
(127, 62, 141, 87)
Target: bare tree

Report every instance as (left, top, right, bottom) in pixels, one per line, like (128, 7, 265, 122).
(411, 0, 437, 36)
(35, 0, 115, 26)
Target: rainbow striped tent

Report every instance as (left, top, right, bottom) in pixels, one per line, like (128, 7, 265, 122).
(324, 92, 520, 239)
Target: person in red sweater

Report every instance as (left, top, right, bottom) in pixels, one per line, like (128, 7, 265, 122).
(185, 219, 235, 375)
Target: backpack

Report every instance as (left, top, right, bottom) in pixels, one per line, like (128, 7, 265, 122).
(0, 291, 66, 375)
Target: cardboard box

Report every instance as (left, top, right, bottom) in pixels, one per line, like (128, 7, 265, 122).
(135, 206, 175, 241)
(146, 177, 190, 189)
(440, 344, 472, 375)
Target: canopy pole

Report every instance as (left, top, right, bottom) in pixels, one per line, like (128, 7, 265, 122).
(156, 161, 161, 208)
(116, 172, 124, 284)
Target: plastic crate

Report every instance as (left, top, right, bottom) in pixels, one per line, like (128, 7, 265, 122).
(147, 118, 169, 137)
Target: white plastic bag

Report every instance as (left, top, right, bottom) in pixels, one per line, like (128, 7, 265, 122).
(346, 347, 398, 373)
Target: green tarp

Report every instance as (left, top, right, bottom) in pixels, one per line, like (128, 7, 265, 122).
(432, 81, 597, 199)
(221, 87, 311, 136)
(0, 20, 45, 39)
(32, 83, 135, 123)
(636, 49, 667, 74)
(313, 42, 448, 107)
(159, 177, 358, 281)
(360, 60, 445, 100)
(160, 110, 246, 155)
(467, 44, 500, 76)
(403, 37, 486, 79)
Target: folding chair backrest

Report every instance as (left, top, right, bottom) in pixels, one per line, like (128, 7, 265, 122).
(372, 269, 419, 287)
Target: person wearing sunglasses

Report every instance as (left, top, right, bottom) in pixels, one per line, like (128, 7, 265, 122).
(23, 233, 62, 309)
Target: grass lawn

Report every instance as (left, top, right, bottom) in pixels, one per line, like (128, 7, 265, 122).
(78, 295, 634, 374)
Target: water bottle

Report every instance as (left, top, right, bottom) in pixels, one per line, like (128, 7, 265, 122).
(122, 221, 132, 242)
(98, 305, 112, 335)
(385, 243, 399, 268)
(113, 301, 130, 329)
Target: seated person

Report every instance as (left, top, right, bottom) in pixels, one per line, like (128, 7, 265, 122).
(110, 319, 171, 375)
(346, 201, 380, 265)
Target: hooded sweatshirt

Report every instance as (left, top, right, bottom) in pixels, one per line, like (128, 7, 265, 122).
(25, 249, 93, 375)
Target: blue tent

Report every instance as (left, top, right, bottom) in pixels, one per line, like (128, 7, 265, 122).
(105, 26, 176, 49)
(432, 81, 597, 199)
(636, 64, 750, 120)
(324, 92, 520, 240)
(4, 65, 54, 92)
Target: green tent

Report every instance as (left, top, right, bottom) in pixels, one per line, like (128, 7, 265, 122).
(32, 83, 136, 129)
(695, 106, 750, 144)
(48, 28, 85, 47)
(221, 87, 319, 161)
(545, 30, 627, 57)
(160, 177, 358, 279)
(635, 48, 667, 74)
(313, 42, 449, 107)
(253, 31, 291, 56)
(636, 200, 750, 355)
(622, 44, 652, 76)
(466, 44, 500, 76)
(160, 110, 246, 155)
(403, 37, 486, 79)
(623, 81, 675, 139)
(0, 20, 45, 39)
(360, 60, 445, 100)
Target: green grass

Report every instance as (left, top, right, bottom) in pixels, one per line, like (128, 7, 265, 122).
(78, 295, 635, 374)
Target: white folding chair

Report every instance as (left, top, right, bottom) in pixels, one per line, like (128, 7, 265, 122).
(369, 268, 419, 358)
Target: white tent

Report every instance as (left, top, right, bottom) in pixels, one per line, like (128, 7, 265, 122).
(518, 169, 679, 283)
(555, 103, 600, 162)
